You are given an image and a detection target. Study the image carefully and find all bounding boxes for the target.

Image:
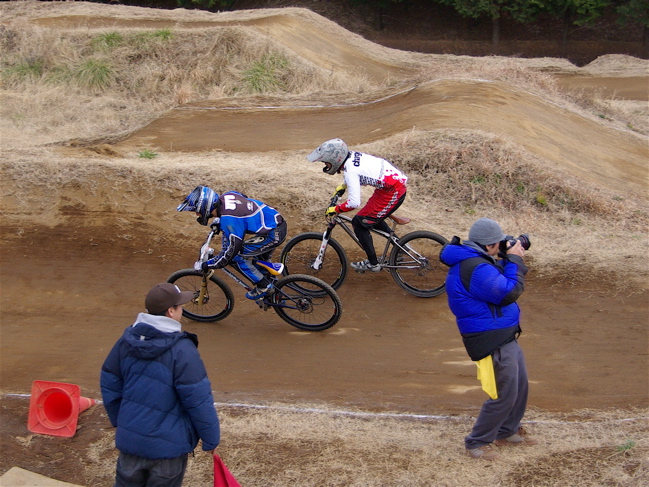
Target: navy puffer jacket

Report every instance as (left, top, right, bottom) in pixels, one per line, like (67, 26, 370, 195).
(101, 320, 220, 459)
(440, 238, 528, 360)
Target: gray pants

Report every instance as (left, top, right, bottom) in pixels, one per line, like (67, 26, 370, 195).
(115, 451, 188, 487)
(465, 339, 529, 449)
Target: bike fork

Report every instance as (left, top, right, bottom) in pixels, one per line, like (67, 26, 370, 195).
(197, 270, 214, 305)
(312, 226, 334, 271)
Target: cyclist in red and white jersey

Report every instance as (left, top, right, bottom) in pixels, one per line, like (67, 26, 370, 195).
(307, 138, 408, 272)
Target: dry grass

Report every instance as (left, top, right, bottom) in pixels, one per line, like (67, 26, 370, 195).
(2, 27, 647, 286)
(0, 23, 380, 148)
(76, 404, 648, 487)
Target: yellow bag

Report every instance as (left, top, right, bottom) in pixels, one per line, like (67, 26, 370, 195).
(475, 355, 498, 400)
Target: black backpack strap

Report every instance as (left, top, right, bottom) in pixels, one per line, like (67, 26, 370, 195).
(459, 256, 490, 292)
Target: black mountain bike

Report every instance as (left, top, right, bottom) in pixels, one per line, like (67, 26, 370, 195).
(168, 228, 343, 331)
(280, 195, 449, 298)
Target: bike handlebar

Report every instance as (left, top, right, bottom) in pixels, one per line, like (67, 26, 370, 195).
(324, 195, 342, 223)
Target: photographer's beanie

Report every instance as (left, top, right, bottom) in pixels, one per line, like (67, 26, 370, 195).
(469, 218, 506, 245)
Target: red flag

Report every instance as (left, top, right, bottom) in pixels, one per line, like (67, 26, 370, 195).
(213, 453, 241, 487)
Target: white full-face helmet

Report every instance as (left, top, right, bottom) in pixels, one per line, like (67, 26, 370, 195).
(307, 138, 350, 175)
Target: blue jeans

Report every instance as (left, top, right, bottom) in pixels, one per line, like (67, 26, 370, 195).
(115, 452, 188, 487)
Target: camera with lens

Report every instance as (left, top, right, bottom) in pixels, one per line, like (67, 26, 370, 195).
(499, 234, 531, 253)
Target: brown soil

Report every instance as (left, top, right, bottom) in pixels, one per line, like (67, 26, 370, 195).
(1, 3, 647, 486)
(113, 78, 647, 198)
(1, 220, 648, 486)
(1, 221, 648, 414)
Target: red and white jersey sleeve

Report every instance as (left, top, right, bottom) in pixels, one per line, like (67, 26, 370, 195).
(338, 151, 408, 212)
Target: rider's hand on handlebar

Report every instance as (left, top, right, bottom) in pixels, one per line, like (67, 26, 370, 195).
(325, 206, 338, 217)
(200, 260, 214, 272)
(332, 183, 347, 197)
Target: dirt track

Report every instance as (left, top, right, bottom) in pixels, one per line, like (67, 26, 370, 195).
(1, 3, 648, 416)
(1, 222, 648, 415)
(115, 79, 647, 198)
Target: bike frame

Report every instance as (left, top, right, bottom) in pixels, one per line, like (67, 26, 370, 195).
(312, 211, 428, 272)
(195, 268, 254, 313)
(198, 229, 257, 290)
(311, 214, 391, 269)
(196, 229, 297, 311)
(219, 266, 253, 292)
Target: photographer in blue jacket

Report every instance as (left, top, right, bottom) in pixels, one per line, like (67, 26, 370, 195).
(440, 217, 538, 461)
(101, 283, 220, 486)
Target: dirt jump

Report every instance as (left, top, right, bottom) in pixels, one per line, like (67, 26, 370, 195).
(1, 2, 648, 485)
(0, 0, 648, 458)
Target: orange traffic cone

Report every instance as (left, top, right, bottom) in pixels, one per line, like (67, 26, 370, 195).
(27, 380, 96, 438)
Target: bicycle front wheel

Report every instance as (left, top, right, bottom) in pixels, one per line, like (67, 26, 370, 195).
(271, 274, 343, 331)
(168, 269, 235, 322)
(389, 231, 448, 298)
(280, 232, 348, 292)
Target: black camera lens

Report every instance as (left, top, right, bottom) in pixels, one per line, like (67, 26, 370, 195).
(500, 234, 531, 253)
(518, 234, 531, 250)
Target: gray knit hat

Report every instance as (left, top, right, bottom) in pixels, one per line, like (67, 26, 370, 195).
(468, 217, 506, 245)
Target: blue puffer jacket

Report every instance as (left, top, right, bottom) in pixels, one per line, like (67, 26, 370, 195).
(440, 238, 528, 360)
(100, 317, 220, 459)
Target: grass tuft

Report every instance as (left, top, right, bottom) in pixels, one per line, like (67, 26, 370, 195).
(242, 54, 289, 93)
(74, 58, 115, 92)
(2, 58, 45, 82)
(137, 149, 158, 159)
(91, 32, 124, 51)
(616, 439, 637, 453)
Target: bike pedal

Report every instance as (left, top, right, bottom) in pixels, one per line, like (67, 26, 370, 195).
(254, 297, 270, 310)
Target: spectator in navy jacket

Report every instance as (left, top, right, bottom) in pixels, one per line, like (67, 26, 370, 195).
(101, 282, 220, 486)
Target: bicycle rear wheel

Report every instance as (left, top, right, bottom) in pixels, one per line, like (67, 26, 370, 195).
(271, 274, 343, 331)
(388, 231, 448, 298)
(167, 269, 235, 322)
(280, 232, 348, 292)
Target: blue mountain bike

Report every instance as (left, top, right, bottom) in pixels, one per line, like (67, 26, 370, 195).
(168, 228, 343, 331)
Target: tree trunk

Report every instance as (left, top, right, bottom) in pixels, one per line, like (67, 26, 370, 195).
(492, 16, 500, 54)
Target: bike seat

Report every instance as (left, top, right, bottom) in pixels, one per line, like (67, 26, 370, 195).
(389, 214, 410, 225)
(257, 261, 284, 276)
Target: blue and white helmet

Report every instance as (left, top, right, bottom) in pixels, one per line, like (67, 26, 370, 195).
(307, 138, 349, 175)
(177, 185, 219, 226)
